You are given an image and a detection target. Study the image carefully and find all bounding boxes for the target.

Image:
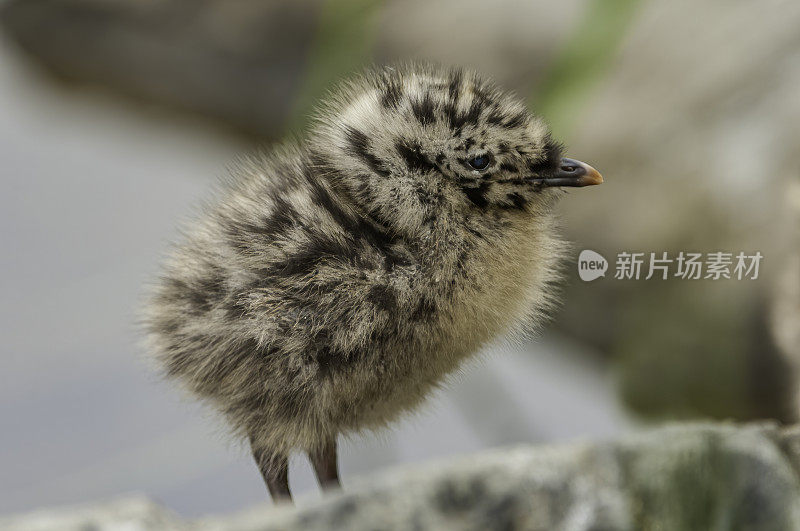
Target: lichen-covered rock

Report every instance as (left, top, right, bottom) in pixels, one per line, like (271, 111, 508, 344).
(4, 423, 800, 530)
(244, 423, 800, 531)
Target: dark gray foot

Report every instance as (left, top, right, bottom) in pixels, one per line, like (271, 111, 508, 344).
(309, 437, 341, 491)
(250, 438, 292, 503)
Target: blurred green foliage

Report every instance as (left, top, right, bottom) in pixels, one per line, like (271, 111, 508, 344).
(287, 0, 384, 133)
(532, 0, 642, 138)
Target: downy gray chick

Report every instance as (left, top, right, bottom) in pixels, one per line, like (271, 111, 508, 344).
(143, 64, 603, 502)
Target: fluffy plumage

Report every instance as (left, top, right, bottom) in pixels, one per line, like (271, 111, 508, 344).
(143, 64, 598, 501)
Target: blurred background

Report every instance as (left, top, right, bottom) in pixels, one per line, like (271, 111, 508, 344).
(1, 0, 799, 519)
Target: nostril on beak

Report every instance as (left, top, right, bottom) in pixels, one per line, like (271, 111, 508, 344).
(560, 163, 578, 173)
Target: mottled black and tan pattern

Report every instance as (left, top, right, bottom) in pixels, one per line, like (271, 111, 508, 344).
(143, 64, 599, 501)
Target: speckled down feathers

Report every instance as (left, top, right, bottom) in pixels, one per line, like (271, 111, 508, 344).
(143, 64, 567, 459)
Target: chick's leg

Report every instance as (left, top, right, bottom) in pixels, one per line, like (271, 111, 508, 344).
(309, 438, 340, 490)
(249, 438, 292, 503)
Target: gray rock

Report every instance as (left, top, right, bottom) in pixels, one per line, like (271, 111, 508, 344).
(4, 423, 800, 530)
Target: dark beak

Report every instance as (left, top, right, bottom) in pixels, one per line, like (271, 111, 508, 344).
(537, 158, 604, 187)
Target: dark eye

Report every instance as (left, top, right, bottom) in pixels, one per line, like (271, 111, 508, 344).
(468, 154, 490, 170)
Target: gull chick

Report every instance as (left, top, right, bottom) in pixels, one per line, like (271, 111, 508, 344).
(143, 64, 603, 502)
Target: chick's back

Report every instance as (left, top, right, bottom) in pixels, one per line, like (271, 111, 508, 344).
(144, 145, 436, 453)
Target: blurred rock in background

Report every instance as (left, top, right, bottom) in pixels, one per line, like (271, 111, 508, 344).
(561, 0, 800, 422)
(0, 0, 582, 137)
(0, 0, 321, 138)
